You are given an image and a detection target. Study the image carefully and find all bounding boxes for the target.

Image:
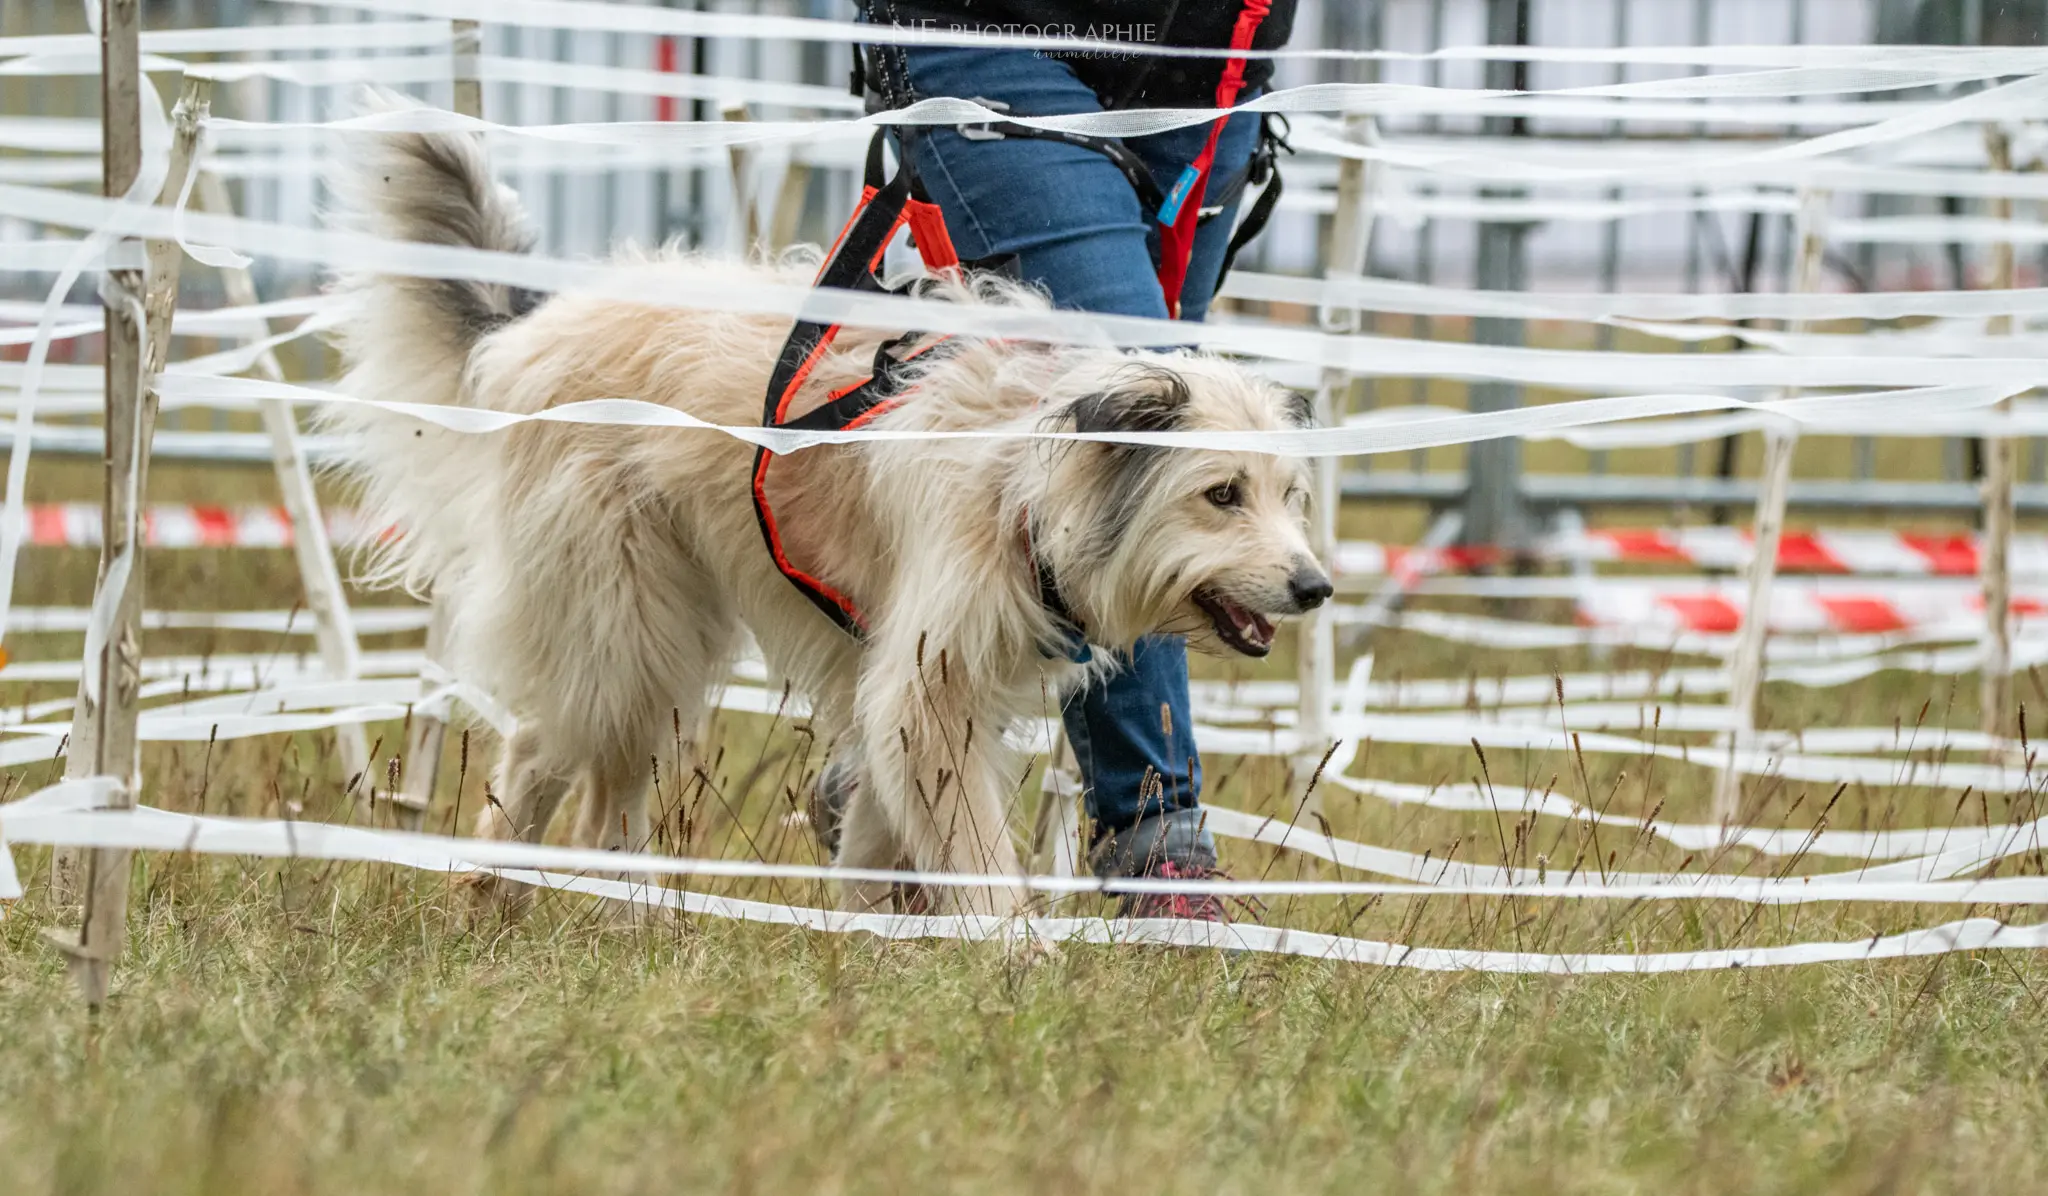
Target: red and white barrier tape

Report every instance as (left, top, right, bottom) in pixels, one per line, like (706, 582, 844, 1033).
(20, 502, 375, 549)
(19, 506, 2039, 637)
(1337, 527, 2048, 580)
(1573, 579, 2048, 635)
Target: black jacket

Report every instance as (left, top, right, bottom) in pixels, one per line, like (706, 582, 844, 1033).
(860, 0, 1299, 109)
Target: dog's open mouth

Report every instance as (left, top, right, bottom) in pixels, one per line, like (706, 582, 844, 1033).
(1195, 589, 1276, 657)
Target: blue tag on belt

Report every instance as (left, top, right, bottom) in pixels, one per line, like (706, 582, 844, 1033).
(1157, 164, 1202, 226)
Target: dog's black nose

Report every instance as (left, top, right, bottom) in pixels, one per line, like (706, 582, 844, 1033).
(1289, 565, 1333, 612)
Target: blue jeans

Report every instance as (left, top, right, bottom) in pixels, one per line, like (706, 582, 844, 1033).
(876, 43, 1263, 854)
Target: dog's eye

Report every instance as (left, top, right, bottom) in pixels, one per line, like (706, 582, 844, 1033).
(1205, 481, 1242, 509)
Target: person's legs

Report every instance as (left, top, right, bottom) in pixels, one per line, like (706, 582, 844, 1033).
(866, 44, 1265, 886)
(1074, 100, 1265, 879)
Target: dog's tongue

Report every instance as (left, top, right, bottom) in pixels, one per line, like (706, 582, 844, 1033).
(1227, 602, 1275, 649)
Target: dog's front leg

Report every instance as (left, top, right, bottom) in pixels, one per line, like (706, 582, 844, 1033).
(833, 778, 909, 915)
(853, 640, 1028, 919)
(462, 725, 576, 920)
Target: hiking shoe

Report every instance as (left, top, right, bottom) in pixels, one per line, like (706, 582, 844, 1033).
(1121, 859, 1235, 921)
(1092, 807, 1261, 922)
(1091, 805, 1216, 876)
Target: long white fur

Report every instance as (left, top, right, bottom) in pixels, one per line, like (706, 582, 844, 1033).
(323, 94, 1329, 916)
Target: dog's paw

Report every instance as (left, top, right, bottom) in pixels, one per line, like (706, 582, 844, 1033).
(838, 880, 899, 916)
(896, 882, 934, 916)
(456, 869, 530, 926)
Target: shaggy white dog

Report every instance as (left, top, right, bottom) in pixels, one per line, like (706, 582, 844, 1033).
(325, 104, 1331, 916)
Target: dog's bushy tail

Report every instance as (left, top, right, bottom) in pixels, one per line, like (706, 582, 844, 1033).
(326, 89, 535, 398)
(322, 89, 537, 593)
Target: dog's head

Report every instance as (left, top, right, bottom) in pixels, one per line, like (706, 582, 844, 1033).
(1037, 355, 1331, 659)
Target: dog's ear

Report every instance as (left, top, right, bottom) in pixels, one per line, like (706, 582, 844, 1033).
(1069, 364, 1193, 437)
(1281, 388, 1315, 428)
(1055, 365, 1192, 570)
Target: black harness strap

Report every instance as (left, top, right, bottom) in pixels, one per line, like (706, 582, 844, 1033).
(752, 133, 955, 637)
(1035, 558, 1091, 664)
(759, 135, 915, 429)
(1211, 115, 1290, 296)
(961, 118, 1167, 220)
(780, 332, 947, 434)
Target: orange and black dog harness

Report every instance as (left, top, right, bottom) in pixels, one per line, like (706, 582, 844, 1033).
(751, 134, 965, 637)
(751, 135, 1091, 660)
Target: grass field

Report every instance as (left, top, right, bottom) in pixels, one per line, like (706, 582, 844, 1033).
(7, 428, 2048, 1194)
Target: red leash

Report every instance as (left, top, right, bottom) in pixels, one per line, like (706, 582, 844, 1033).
(1154, 0, 1272, 318)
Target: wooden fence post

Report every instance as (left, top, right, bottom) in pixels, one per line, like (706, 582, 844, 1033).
(1980, 122, 2017, 747)
(1712, 188, 1827, 824)
(723, 100, 762, 255)
(193, 171, 370, 792)
(768, 160, 812, 252)
(451, 19, 482, 127)
(1029, 734, 1083, 904)
(45, 59, 211, 1006)
(1298, 115, 1375, 819)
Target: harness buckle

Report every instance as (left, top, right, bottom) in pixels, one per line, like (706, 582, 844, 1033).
(1248, 113, 1293, 187)
(958, 96, 1013, 141)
